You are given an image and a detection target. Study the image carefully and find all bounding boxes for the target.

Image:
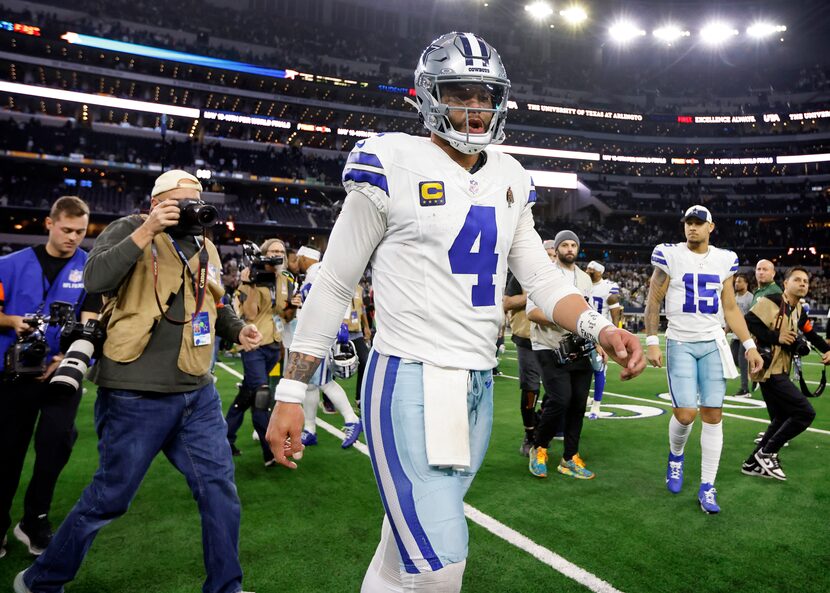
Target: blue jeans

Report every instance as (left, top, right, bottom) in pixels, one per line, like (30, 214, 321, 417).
(226, 343, 280, 460)
(22, 383, 243, 593)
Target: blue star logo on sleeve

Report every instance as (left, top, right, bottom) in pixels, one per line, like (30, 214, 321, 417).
(419, 181, 446, 206)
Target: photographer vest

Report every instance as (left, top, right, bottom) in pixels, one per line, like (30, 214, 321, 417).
(0, 246, 88, 371)
(509, 308, 531, 340)
(347, 286, 364, 333)
(749, 296, 802, 382)
(529, 265, 593, 351)
(243, 274, 291, 345)
(102, 232, 224, 376)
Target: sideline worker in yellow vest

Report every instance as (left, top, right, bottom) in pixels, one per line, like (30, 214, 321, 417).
(15, 170, 262, 593)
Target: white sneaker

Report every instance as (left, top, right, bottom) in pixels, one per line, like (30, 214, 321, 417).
(754, 451, 787, 481)
(14, 571, 33, 593)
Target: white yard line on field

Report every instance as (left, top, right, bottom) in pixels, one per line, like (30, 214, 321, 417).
(216, 361, 626, 593)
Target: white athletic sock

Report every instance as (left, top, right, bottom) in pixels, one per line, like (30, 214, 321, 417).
(361, 517, 403, 593)
(303, 386, 320, 433)
(700, 420, 723, 485)
(668, 415, 693, 456)
(321, 380, 359, 424)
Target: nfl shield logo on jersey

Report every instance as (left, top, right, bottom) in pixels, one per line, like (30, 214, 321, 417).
(469, 179, 479, 194)
(68, 269, 83, 283)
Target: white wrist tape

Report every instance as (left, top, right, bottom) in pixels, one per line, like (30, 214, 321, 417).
(646, 335, 660, 347)
(274, 378, 308, 404)
(576, 309, 613, 343)
(742, 338, 757, 351)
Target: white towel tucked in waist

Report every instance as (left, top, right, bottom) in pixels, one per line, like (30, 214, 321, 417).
(422, 364, 470, 471)
(715, 334, 739, 380)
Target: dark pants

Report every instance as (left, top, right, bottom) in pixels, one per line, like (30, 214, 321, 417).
(730, 339, 749, 392)
(351, 334, 370, 403)
(532, 351, 592, 460)
(226, 342, 280, 461)
(0, 379, 82, 539)
(22, 383, 243, 593)
(756, 373, 816, 454)
(516, 344, 542, 433)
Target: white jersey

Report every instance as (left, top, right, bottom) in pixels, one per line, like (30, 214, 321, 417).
(342, 133, 538, 370)
(590, 278, 620, 321)
(651, 242, 739, 342)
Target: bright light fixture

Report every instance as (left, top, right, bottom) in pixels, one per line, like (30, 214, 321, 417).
(609, 21, 646, 43)
(559, 6, 587, 24)
(700, 21, 739, 45)
(524, 2, 554, 19)
(653, 25, 690, 43)
(746, 22, 787, 39)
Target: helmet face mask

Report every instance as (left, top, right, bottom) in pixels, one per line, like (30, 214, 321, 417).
(414, 32, 510, 155)
(331, 341, 358, 379)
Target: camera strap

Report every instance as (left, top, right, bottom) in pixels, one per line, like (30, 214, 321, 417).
(151, 233, 210, 326)
(796, 354, 826, 398)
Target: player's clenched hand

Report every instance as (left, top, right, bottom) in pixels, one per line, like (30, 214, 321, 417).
(598, 327, 646, 380)
(237, 324, 262, 351)
(745, 348, 765, 374)
(646, 344, 663, 369)
(266, 402, 305, 469)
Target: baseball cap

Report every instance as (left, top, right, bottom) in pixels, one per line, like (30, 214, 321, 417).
(151, 170, 203, 197)
(681, 205, 713, 223)
(586, 261, 605, 273)
(542, 239, 556, 250)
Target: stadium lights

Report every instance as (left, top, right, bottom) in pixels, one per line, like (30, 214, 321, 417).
(746, 22, 787, 39)
(700, 21, 739, 45)
(653, 25, 690, 43)
(559, 6, 588, 25)
(609, 21, 646, 43)
(524, 2, 554, 20)
(0, 80, 200, 118)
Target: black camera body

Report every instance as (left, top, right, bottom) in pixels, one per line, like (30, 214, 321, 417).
(788, 335, 811, 357)
(171, 199, 219, 236)
(553, 334, 596, 367)
(242, 241, 283, 286)
(3, 301, 75, 380)
(50, 318, 106, 395)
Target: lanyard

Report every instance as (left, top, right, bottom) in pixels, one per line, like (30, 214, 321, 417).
(151, 234, 210, 325)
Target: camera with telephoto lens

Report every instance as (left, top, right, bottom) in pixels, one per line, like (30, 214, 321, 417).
(171, 199, 219, 235)
(553, 334, 596, 367)
(49, 318, 106, 395)
(241, 241, 283, 286)
(3, 301, 75, 380)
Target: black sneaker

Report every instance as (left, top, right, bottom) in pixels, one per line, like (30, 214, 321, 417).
(741, 456, 770, 478)
(754, 451, 787, 481)
(14, 514, 52, 555)
(230, 443, 242, 457)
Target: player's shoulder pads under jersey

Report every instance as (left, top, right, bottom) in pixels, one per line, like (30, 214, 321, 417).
(650, 242, 678, 274)
(341, 133, 411, 213)
(716, 246, 740, 279)
(486, 148, 536, 207)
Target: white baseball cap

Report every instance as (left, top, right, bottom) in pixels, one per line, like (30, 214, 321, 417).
(151, 170, 203, 197)
(586, 261, 606, 273)
(681, 205, 713, 223)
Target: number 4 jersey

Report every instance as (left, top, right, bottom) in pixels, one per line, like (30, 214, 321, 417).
(343, 133, 536, 370)
(651, 242, 739, 342)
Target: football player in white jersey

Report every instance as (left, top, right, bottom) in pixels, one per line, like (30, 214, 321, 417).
(585, 261, 621, 419)
(644, 205, 763, 514)
(266, 32, 645, 592)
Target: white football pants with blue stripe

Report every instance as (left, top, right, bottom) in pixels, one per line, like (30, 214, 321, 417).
(360, 350, 493, 593)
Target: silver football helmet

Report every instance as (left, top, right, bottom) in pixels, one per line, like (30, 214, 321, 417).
(331, 340, 358, 379)
(413, 32, 511, 154)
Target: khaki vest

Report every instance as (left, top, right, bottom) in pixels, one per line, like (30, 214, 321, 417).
(347, 286, 364, 333)
(242, 274, 291, 345)
(510, 305, 531, 340)
(530, 265, 594, 350)
(103, 231, 225, 376)
(749, 296, 801, 382)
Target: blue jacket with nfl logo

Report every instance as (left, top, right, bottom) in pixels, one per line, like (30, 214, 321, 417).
(0, 246, 88, 371)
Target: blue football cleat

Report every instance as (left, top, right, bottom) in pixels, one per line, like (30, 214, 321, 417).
(666, 452, 684, 494)
(341, 421, 363, 449)
(301, 430, 318, 447)
(698, 483, 720, 514)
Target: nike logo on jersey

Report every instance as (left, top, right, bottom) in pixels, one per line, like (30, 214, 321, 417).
(485, 379, 493, 388)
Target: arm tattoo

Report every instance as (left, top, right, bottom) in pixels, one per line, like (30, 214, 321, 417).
(644, 268, 669, 337)
(283, 351, 322, 383)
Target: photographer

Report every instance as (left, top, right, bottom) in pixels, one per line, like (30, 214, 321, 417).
(226, 238, 295, 464)
(14, 170, 261, 593)
(741, 267, 830, 481)
(0, 196, 99, 558)
(526, 231, 600, 480)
